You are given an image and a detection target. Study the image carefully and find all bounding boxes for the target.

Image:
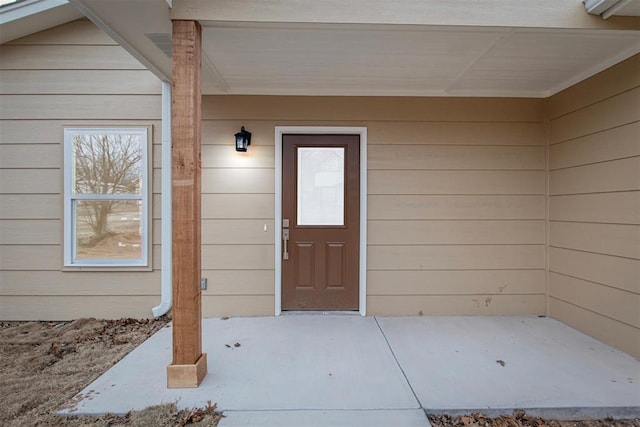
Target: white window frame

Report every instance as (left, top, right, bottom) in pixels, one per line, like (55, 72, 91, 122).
(63, 127, 151, 268)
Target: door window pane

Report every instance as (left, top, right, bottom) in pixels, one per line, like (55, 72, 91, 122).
(297, 147, 345, 226)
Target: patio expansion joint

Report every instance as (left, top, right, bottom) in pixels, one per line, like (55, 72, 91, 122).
(373, 316, 422, 409)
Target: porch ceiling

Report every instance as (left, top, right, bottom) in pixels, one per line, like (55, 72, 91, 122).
(71, 0, 640, 97)
(198, 22, 640, 97)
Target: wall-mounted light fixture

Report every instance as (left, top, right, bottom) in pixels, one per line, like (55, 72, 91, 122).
(235, 126, 251, 152)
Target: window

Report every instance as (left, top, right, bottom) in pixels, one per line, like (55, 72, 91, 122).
(297, 147, 345, 226)
(64, 127, 151, 267)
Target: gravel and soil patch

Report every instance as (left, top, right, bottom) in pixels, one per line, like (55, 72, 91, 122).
(0, 318, 222, 426)
(428, 412, 639, 427)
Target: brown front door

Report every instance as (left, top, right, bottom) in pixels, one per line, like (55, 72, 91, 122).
(282, 134, 360, 310)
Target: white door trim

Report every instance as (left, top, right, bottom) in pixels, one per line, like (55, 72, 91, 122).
(275, 126, 367, 316)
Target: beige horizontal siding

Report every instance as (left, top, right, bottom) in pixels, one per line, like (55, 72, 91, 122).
(0, 270, 160, 295)
(0, 220, 60, 244)
(202, 145, 275, 168)
(369, 195, 545, 220)
(0, 45, 145, 70)
(367, 121, 545, 145)
(197, 95, 545, 316)
(203, 95, 544, 122)
(202, 121, 280, 146)
(0, 70, 160, 95)
(547, 55, 640, 359)
(549, 247, 639, 294)
(549, 157, 640, 195)
(151, 194, 163, 219)
(368, 220, 545, 245)
(202, 270, 274, 295)
(0, 95, 161, 120)
(202, 168, 274, 193)
(549, 87, 639, 144)
(0, 195, 61, 219)
(202, 295, 274, 317)
(368, 294, 546, 316)
(1, 245, 62, 270)
(369, 170, 545, 195)
(0, 169, 60, 194)
(202, 245, 274, 270)
(202, 220, 275, 245)
(0, 20, 161, 320)
(368, 145, 545, 170)
(549, 222, 640, 259)
(546, 55, 640, 120)
(1, 244, 162, 271)
(368, 270, 544, 295)
(6, 19, 117, 46)
(549, 272, 640, 328)
(199, 120, 546, 146)
(549, 192, 640, 224)
(203, 122, 544, 150)
(0, 120, 162, 144)
(0, 144, 61, 168)
(369, 245, 544, 270)
(0, 296, 158, 320)
(549, 122, 640, 169)
(549, 298, 640, 360)
(4, 18, 636, 340)
(201, 194, 275, 219)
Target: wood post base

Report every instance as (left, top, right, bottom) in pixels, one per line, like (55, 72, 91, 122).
(167, 353, 208, 388)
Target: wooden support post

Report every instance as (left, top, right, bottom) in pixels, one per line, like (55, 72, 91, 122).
(167, 19, 207, 388)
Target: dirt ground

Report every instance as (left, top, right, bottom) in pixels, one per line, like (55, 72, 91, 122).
(0, 318, 222, 426)
(427, 413, 640, 427)
(1, 318, 637, 427)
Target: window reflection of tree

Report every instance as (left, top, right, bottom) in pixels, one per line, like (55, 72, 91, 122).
(73, 134, 142, 245)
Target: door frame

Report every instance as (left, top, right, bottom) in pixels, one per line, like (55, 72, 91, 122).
(275, 126, 368, 316)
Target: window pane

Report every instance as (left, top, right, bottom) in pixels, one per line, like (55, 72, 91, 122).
(73, 133, 143, 195)
(74, 200, 142, 260)
(297, 147, 345, 226)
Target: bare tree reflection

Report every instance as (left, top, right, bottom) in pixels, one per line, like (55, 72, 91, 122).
(73, 134, 141, 246)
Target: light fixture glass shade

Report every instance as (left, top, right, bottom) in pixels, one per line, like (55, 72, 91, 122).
(235, 126, 251, 152)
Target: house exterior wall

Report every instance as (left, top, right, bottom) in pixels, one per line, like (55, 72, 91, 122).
(1, 19, 637, 360)
(199, 96, 547, 317)
(546, 54, 640, 359)
(0, 20, 163, 320)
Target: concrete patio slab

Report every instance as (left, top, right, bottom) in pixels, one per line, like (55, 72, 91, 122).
(59, 315, 639, 425)
(377, 316, 640, 418)
(59, 315, 418, 416)
(217, 409, 430, 427)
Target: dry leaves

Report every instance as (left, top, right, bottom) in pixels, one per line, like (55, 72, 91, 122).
(428, 412, 639, 427)
(0, 317, 223, 427)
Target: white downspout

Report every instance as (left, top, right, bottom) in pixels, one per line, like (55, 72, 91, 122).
(152, 80, 172, 317)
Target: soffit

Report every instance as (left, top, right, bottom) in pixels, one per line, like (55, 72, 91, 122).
(199, 22, 640, 97)
(0, 0, 83, 44)
(615, 1, 640, 16)
(69, 0, 640, 97)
